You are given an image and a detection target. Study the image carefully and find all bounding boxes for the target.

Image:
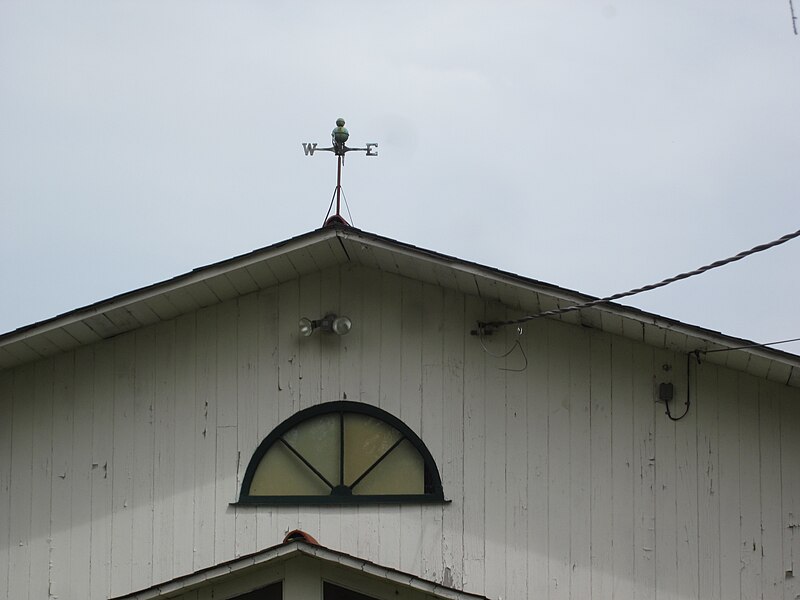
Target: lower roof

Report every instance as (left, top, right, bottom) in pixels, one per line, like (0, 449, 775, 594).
(110, 537, 490, 600)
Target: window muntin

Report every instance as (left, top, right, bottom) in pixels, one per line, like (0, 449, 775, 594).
(238, 401, 444, 505)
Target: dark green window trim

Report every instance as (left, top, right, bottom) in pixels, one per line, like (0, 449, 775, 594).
(235, 401, 446, 506)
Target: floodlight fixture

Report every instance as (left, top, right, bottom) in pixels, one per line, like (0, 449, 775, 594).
(298, 313, 352, 337)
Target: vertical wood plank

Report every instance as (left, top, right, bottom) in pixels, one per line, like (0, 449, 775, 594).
(632, 344, 655, 600)
(441, 286, 465, 590)
(236, 293, 259, 557)
(739, 374, 761, 600)
(339, 265, 363, 553)
(482, 303, 508, 600)
(173, 313, 197, 576)
(216, 300, 238, 428)
(8, 364, 34, 600)
(399, 276, 423, 575)
(215, 300, 238, 563)
(70, 346, 94, 598)
(759, 380, 784, 599)
(317, 267, 341, 407)
(30, 359, 54, 600)
(675, 353, 699, 600)
(569, 327, 591, 600)
(377, 272, 403, 418)
(256, 287, 279, 549)
(132, 327, 156, 590)
(339, 264, 364, 407)
(50, 353, 75, 599)
(153, 321, 176, 583)
(653, 349, 678, 600)
(589, 332, 613, 600)
(297, 272, 322, 544)
(215, 424, 238, 564)
(110, 334, 135, 597)
(525, 316, 549, 599)
(696, 362, 720, 600)
(358, 270, 382, 563)
(297, 272, 321, 410)
(315, 266, 340, 550)
(277, 279, 299, 423)
(654, 348, 678, 600)
(0, 369, 13, 599)
(781, 384, 800, 600)
(421, 283, 444, 582)
(462, 293, 485, 595)
(547, 320, 570, 600)
(91, 341, 114, 599)
(611, 337, 635, 600)
(194, 306, 218, 571)
(378, 272, 402, 569)
(274, 279, 300, 542)
(504, 316, 527, 599)
(718, 367, 741, 600)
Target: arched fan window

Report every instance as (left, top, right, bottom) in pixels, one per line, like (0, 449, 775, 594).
(238, 401, 445, 505)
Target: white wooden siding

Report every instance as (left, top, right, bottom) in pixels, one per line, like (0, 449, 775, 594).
(1, 263, 799, 600)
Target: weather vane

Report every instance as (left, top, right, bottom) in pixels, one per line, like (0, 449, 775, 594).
(302, 118, 378, 227)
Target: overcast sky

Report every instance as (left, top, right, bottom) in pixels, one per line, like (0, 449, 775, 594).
(1, 1, 799, 355)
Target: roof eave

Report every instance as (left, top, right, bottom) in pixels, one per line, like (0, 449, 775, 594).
(1, 224, 798, 386)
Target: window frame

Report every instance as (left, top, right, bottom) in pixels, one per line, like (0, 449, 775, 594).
(236, 401, 446, 505)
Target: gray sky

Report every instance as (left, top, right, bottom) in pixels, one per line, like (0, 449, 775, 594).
(2, 1, 799, 354)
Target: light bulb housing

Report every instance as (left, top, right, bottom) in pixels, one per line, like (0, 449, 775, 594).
(298, 317, 314, 337)
(332, 316, 352, 336)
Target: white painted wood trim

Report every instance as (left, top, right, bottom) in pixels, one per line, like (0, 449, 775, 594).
(110, 541, 492, 600)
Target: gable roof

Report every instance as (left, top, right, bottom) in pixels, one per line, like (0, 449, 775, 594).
(1, 224, 799, 387)
(110, 538, 490, 600)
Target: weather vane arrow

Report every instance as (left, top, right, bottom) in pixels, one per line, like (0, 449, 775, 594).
(302, 118, 378, 227)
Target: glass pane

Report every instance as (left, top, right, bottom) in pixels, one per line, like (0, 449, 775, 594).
(343, 413, 402, 487)
(351, 439, 424, 495)
(249, 442, 331, 496)
(283, 413, 340, 486)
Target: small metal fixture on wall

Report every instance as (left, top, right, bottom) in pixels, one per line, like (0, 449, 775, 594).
(658, 382, 674, 403)
(299, 314, 352, 337)
(656, 353, 697, 422)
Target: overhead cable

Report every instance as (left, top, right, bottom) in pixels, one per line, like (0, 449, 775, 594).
(479, 227, 800, 330)
(700, 336, 800, 354)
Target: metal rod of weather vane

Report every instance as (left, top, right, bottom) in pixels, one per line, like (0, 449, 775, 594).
(336, 155, 342, 217)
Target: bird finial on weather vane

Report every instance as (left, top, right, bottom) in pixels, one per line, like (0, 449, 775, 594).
(302, 118, 378, 227)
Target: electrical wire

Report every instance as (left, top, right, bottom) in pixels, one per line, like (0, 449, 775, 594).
(477, 327, 529, 372)
(662, 353, 694, 421)
(699, 336, 800, 354)
(479, 227, 800, 330)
